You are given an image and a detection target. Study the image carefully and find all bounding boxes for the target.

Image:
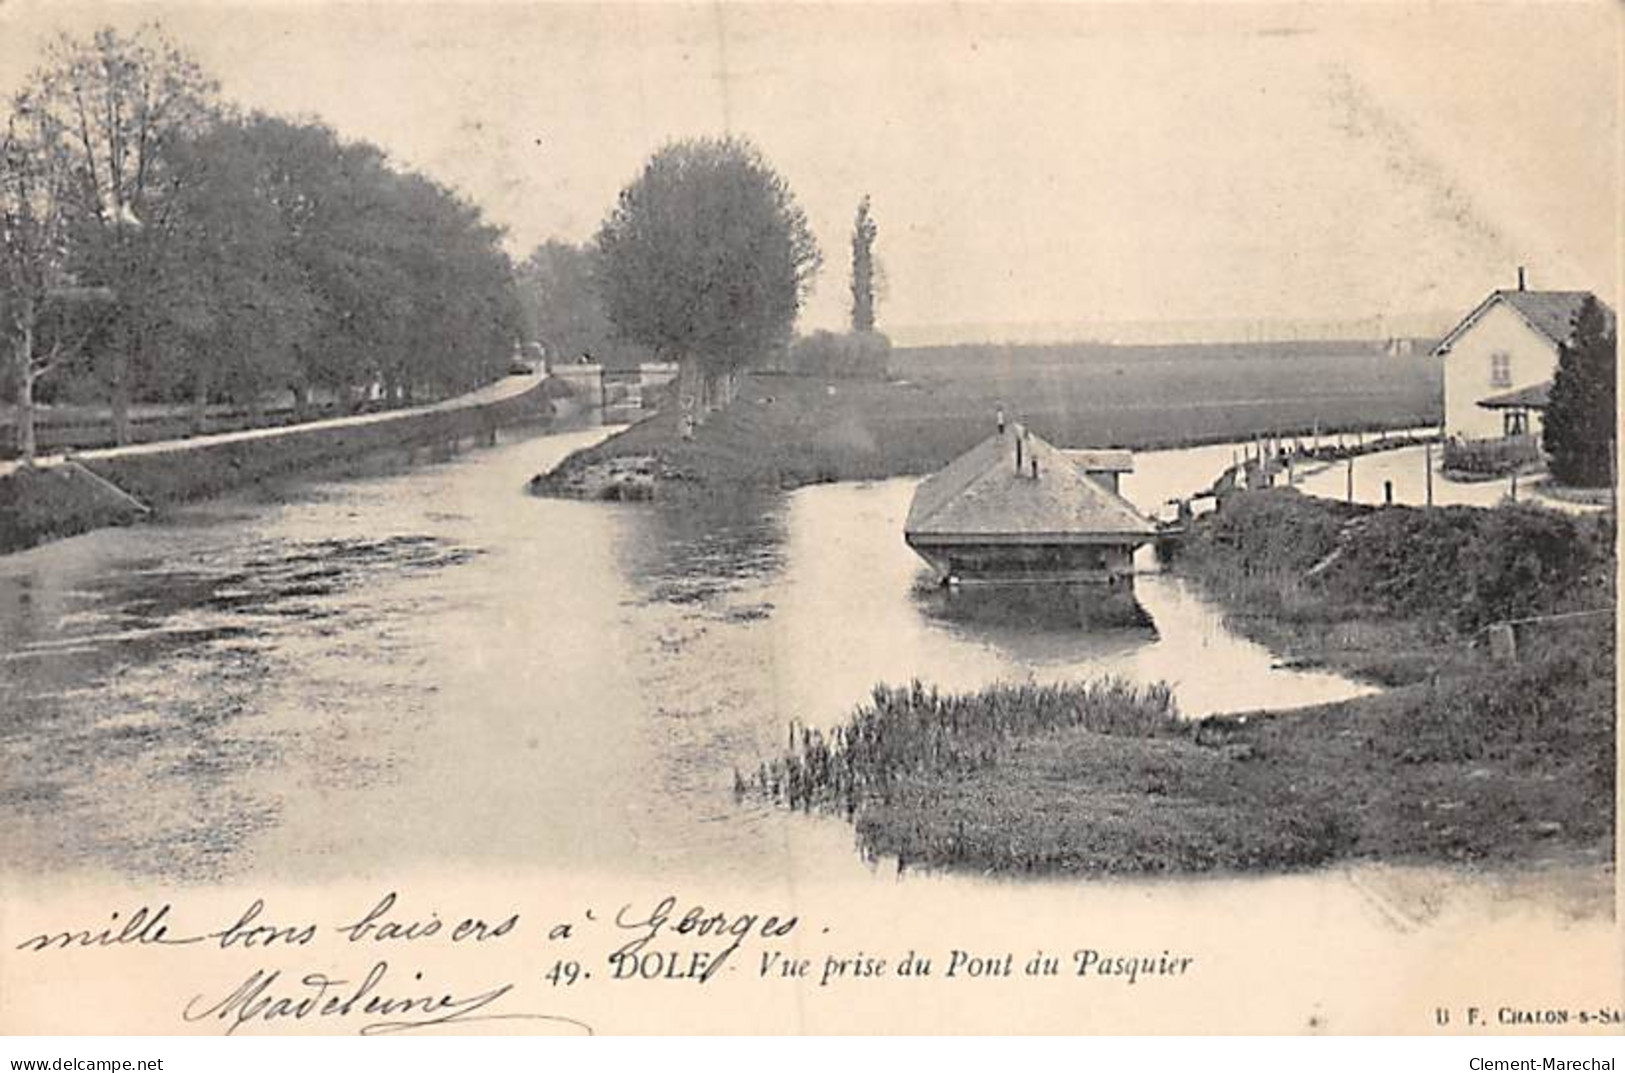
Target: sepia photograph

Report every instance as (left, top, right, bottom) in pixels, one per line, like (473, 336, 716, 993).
(0, 0, 1618, 1045)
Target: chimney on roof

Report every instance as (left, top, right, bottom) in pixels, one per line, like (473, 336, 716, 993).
(1517, 266, 1526, 292)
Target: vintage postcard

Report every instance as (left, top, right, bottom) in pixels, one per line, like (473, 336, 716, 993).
(0, 0, 1618, 1039)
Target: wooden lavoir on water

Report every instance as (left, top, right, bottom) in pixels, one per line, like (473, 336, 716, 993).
(904, 422, 1157, 623)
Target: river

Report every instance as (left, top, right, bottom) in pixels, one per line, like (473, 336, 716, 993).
(0, 424, 1610, 1033)
(0, 424, 1383, 885)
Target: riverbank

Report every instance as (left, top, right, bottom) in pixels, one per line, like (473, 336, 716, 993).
(752, 489, 1614, 875)
(1168, 489, 1614, 683)
(534, 350, 1440, 498)
(0, 373, 566, 554)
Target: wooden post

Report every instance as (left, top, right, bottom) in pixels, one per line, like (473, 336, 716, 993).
(1488, 623, 1517, 663)
(1509, 468, 1518, 502)
(1346, 456, 1354, 503)
(1383, 479, 1393, 506)
(1424, 441, 1434, 507)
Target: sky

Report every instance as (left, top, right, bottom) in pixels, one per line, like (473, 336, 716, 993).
(0, 1, 1618, 342)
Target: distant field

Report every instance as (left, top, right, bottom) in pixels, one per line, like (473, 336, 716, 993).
(549, 340, 1444, 492)
(884, 340, 1441, 453)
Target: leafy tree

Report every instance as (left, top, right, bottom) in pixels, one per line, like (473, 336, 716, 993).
(352, 168, 516, 405)
(158, 118, 315, 429)
(0, 94, 110, 460)
(785, 329, 890, 379)
(594, 136, 820, 411)
(517, 240, 648, 369)
(283, 135, 405, 411)
(5, 25, 519, 450)
(1544, 296, 1617, 488)
(850, 195, 878, 333)
(220, 117, 359, 417)
(19, 24, 219, 443)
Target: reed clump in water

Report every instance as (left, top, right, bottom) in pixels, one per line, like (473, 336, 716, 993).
(744, 677, 1180, 816)
(738, 677, 1373, 875)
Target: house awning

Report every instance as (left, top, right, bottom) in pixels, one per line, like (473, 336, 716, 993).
(1476, 381, 1552, 410)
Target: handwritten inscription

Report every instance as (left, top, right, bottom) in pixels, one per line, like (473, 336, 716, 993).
(181, 961, 585, 1036)
(13, 892, 1195, 1035)
(609, 895, 798, 982)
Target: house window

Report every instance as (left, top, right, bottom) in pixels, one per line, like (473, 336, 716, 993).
(1490, 351, 1512, 388)
(1504, 410, 1528, 437)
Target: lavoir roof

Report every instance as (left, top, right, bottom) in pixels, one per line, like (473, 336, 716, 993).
(905, 426, 1156, 546)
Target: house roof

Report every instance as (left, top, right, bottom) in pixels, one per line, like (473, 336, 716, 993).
(1477, 381, 1552, 410)
(905, 426, 1156, 543)
(1433, 290, 1614, 356)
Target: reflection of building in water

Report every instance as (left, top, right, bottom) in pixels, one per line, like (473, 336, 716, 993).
(904, 423, 1157, 625)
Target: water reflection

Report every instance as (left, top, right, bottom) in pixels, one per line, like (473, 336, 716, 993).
(916, 581, 1156, 632)
(758, 477, 1373, 729)
(616, 491, 788, 607)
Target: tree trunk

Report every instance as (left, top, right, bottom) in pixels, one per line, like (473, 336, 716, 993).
(110, 347, 131, 446)
(700, 366, 735, 413)
(677, 358, 704, 429)
(191, 367, 210, 436)
(16, 320, 37, 464)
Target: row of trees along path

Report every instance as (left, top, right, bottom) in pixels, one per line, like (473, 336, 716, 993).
(2, 25, 519, 464)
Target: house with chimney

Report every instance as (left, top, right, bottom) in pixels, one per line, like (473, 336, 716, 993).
(1432, 270, 1613, 443)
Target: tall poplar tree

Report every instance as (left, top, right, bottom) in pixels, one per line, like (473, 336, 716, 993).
(850, 195, 878, 334)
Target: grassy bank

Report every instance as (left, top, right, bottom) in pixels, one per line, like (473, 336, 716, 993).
(537, 344, 1440, 496)
(1, 377, 559, 554)
(748, 491, 1614, 875)
(1168, 490, 1615, 684)
(0, 464, 149, 554)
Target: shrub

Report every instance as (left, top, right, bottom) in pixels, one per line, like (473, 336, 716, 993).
(1442, 436, 1540, 476)
(1185, 490, 1614, 636)
(782, 330, 891, 379)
